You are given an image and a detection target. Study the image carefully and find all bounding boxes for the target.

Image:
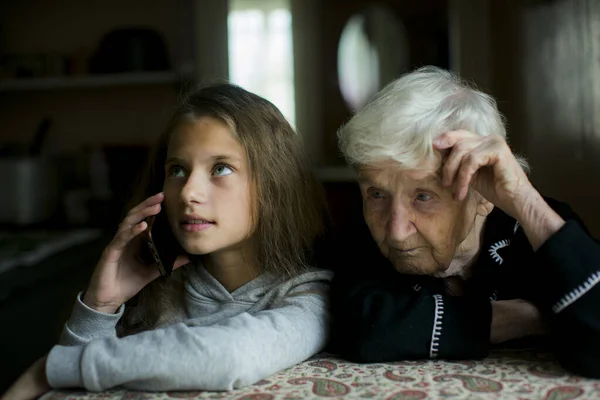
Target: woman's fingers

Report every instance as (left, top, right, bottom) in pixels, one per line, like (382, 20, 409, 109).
(455, 152, 487, 200)
(436, 132, 510, 200)
(433, 130, 478, 150)
(435, 130, 482, 188)
(455, 143, 502, 200)
(441, 139, 479, 187)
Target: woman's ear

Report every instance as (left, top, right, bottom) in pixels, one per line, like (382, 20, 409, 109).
(476, 195, 494, 217)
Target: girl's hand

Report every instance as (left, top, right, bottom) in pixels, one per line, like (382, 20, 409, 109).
(83, 193, 189, 314)
(2, 356, 50, 400)
(433, 130, 534, 219)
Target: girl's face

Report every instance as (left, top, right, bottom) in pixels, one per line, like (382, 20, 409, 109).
(163, 117, 254, 257)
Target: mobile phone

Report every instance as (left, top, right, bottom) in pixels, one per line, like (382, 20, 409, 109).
(140, 212, 182, 276)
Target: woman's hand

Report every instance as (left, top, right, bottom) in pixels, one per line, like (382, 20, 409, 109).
(434, 130, 565, 250)
(433, 130, 533, 217)
(83, 192, 189, 314)
(491, 299, 547, 343)
(2, 356, 50, 400)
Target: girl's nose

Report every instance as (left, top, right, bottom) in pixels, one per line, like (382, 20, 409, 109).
(180, 171, 209, 205)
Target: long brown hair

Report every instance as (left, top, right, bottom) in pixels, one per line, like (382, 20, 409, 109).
(117, 84, 328, 335)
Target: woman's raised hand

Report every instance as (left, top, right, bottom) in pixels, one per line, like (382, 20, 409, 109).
(433, 130, 533, 218)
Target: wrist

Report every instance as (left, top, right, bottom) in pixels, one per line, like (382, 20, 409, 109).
(38, 356, 51, 390)
(491, 299, 543, 343)
(512, 187, 565, 250)
(82, 290, 122, 314)
(510, 184, 541, 219)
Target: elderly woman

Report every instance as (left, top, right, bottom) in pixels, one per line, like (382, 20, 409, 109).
(330, 67, 600, 378)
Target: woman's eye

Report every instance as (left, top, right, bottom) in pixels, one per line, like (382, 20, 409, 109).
(416, 192, 433, 202)
(168, 166, 186, 177)
(369, 189, 386, 199)
(213, 164, 233, 177)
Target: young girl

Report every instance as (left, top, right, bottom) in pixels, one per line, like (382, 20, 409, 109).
(4, 84, 333, 397)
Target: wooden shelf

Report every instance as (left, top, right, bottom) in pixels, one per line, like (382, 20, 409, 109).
(0, 71, 182, 92)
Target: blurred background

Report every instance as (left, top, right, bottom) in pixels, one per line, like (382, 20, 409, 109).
(0, 0, 599, 389)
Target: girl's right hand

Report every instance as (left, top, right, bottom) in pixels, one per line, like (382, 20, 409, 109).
(83, 192, 189, 314)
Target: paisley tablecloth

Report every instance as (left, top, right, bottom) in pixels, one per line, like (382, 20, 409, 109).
(40, 349, 600, 399)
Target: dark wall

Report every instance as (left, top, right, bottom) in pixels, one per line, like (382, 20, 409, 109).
(317, 0, 450, 164)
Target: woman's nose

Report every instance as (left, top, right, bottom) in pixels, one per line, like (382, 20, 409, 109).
(387, 205, 417, 242)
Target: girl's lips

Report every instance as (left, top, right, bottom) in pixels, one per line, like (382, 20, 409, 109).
(180, 220, 215, 232)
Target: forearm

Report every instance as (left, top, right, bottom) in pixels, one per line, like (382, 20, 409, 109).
(490, 300, 545, 344)
(59, 292, 123, 346)
(2, 356, 50, 400)
(47, 297, 329, 391)
(512, 188, 565, 251)
(534, 219, 600, 377)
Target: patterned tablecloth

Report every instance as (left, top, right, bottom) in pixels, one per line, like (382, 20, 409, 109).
(41, 349, 600, 400)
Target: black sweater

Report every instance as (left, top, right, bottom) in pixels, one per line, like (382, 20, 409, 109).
(329, 198, 600, 378)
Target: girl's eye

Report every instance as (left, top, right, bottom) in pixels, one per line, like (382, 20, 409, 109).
(416, 192, 433, 202)
(213, 164, 233, 177)
(168, 165, 186, 178)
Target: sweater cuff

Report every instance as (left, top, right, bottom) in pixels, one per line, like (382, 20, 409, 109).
(46, 345, 84, 388)
(436, 296, 491, 359)
(65, 292, 124, 340)
(536, 220, 600, 313)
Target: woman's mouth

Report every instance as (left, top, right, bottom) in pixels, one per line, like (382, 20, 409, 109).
(394, 247, 422, 255)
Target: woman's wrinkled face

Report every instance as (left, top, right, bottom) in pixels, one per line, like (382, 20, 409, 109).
(358, 158, 480, 277)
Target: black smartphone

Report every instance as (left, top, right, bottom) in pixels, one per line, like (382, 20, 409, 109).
(141, 212, 182, 276)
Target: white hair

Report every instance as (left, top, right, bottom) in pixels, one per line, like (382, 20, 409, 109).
(338, 66, 527, 170)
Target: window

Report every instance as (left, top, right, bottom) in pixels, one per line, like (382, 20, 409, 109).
(228, 0, 296, 127)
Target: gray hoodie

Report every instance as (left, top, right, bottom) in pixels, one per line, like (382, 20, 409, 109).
(46, 263, 333, 391)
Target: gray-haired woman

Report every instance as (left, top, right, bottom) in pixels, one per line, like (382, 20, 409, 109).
(330, 66, 600, 378)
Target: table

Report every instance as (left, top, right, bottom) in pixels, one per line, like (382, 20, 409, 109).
(40, 349, 600, 399)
